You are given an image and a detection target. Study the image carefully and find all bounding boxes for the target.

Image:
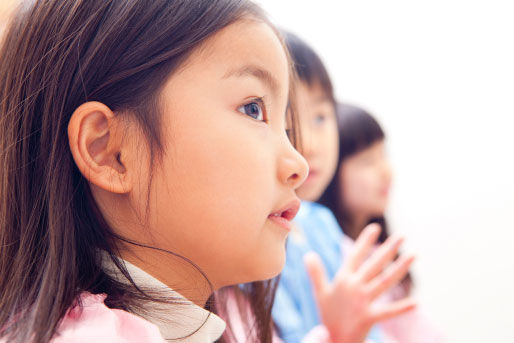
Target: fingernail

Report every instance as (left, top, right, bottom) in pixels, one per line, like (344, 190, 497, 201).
(367, 223, 381, 233)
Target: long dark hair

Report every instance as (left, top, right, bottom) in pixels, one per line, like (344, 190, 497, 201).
(0, 1, 289, 342)
(282, 30, 335, 105)
(318, 103, 413, 294)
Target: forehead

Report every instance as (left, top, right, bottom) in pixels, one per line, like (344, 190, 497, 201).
(297, 81, 333, 104)
(184, 18, 290, 94)
(295, 82, 335, 117)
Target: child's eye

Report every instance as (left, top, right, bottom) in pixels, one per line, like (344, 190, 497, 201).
(237, 99, 265, 121)
(313, 114, 326, 126)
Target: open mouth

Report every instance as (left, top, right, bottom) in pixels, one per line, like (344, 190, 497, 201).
(267, 199, 301, 231)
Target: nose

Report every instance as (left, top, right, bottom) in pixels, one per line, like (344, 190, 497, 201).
(381, 158, 393, 184)
(278, 138, 309, 190)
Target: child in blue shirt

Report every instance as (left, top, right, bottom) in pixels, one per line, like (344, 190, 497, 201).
(272, 32, 416, 343)
(274, 201, 384, 343)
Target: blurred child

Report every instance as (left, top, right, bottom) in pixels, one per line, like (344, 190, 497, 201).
(318, 104, 445, 342)
(272, 32, 416, 343)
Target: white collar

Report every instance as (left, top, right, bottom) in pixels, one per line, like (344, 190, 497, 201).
(102, 255, 226, 343)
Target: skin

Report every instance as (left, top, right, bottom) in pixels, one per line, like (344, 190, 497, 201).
(305, 224, 416, 343)
(294, 82, 339, 202)
(68, 18, 308, 306)
(0, 0, 16, 22)
(292, 80, 414, 342)
(339, 140, 393, 239)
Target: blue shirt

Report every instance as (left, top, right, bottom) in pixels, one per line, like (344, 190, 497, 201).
(272, 201, 383, 343)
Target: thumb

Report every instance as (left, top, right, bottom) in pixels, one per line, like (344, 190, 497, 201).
(304, 252, 329, 301)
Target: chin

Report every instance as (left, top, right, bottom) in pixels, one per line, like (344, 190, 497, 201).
(254, 248, 287, 282)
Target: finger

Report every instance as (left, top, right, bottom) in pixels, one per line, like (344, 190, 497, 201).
(366, 254, 415, 300)
(345, 223, 381, 272)
(304, 252, 329, 301)
(370, 297, 417, 322)
(357, 235, 404, 282)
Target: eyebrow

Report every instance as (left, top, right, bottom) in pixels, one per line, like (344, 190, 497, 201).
(222, 65, 280, 95)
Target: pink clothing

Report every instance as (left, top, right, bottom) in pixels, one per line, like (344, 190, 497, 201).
(221, 291, 376, 343)
(52, 292, 166, 343)
(217, 288, 283, 343)
(0, 293, 165, 343)
(1, 257, 226, 343)
(379, 307, 446, 343)
(220, 234, 445, 343)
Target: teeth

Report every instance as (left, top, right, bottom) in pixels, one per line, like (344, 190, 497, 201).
(272, 213, 281, 217)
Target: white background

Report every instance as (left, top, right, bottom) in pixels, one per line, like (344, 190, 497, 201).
(256, 0, 514, 342)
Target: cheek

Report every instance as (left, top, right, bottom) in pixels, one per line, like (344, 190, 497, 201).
(341, 167, 388, 214)
(310, 124, 339, 185)
(149, 118, 279, 283)
(324, 123, 340, 174)
(341, 168, 375, 210)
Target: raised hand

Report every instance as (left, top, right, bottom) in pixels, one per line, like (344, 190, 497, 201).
(304, 223, 416, 343)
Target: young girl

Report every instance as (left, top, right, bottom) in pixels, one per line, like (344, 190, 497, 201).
(318, 104, 445, 342)
(272, 32, 419, 343)
(0, 1, 309, 342)
(318, 104, 393, 240)
(318, 103, 413, 295)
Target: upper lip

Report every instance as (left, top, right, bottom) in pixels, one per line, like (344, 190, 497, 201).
(269, 198, 301, 221)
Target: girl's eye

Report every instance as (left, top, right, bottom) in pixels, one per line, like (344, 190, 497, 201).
(313, 114, 326, 126)
(237, 99, 265, 121)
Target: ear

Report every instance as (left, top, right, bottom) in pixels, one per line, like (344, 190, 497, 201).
(68, 101, 132, 193)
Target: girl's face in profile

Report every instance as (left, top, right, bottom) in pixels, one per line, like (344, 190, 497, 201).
(339, 140, 392, 218)
(124, 19, 308, 291)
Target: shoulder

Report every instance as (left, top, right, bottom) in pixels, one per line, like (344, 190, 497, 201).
(298, 202, 338, 226)
(51, 292, 166, 343)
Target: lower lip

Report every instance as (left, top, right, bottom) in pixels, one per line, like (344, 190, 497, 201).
(267, 215, 292, 232)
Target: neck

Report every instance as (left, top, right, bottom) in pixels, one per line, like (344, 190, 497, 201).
(120, 246, 213, 307)
(344, 214, 370, 241)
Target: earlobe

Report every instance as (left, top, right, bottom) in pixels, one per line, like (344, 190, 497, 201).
(68, 101, 132, 194)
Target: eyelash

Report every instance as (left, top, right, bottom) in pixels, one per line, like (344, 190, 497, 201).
(237, 97, 267, 123)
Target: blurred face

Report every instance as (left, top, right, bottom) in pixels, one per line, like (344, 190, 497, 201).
(126, 19, 308, 291)
(339, 140, 392, 219)
(294, 82, 339, 201)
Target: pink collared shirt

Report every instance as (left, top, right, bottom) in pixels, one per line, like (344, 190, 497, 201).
(2, 257, 226, 343)
(52, 292, 167, 343)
